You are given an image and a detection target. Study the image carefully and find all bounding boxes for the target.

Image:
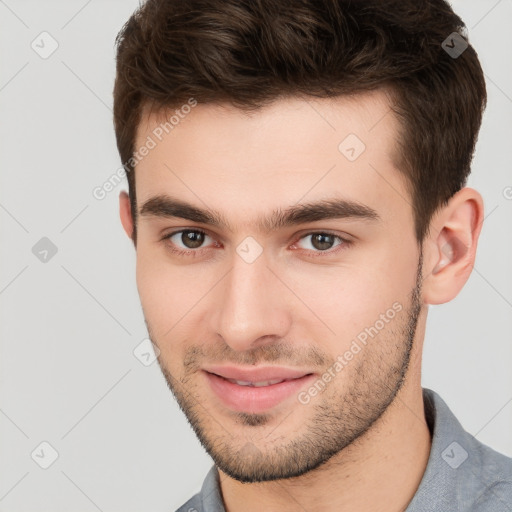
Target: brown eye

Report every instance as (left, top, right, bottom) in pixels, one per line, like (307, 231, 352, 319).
(296, 232, 344, 252)
(181, 230, 205, 249)
(311, 233, 336, 251)
(163, 229, 213, 252)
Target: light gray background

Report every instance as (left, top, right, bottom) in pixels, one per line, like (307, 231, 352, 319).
(0, 1, 511, 511)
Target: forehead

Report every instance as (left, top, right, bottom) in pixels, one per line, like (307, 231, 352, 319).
(133, 90, 412, 231)
(136, 90, 398, 159)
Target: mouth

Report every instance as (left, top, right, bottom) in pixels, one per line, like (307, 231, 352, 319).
(202, 366, 316, 414)
(221, 376, 301, 387)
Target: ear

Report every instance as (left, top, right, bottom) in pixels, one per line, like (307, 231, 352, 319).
(119, 190, 135, 243)
(421, 187, 484, 305)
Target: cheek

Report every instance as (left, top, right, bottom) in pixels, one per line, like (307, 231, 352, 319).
(288, 250, 414, 341)
(135, 247, 183, 332)
(135, 258, 191, 374)
(135, 244, 216, 346)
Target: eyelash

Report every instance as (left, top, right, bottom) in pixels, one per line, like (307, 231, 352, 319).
(160, 229, 352, 259)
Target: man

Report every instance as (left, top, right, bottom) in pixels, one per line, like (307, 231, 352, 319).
(113, 0, 512, 510)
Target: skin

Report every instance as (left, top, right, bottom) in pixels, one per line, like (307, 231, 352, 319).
(119, 90, 484, 512)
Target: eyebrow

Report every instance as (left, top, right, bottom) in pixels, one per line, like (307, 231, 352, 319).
(139, 194, 380, 233)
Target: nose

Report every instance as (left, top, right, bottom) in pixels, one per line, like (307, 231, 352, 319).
(210, 247, 292, 352)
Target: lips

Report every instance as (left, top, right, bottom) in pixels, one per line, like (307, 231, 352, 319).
(202, 365, 316, 413)
(203, 365, 312, 383)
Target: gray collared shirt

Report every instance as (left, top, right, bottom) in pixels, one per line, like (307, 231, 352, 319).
(176, 388, 512, 511)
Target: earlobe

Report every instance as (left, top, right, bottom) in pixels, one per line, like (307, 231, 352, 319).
(421, 188, 484, 305)
(119, 190, 134, 242)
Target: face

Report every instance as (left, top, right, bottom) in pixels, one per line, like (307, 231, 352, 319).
(126, 91, 425, 483)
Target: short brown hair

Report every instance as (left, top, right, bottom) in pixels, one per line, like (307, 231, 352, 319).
(113, 0, 486, 243)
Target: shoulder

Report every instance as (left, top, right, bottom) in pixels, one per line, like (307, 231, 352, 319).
(465, 441, 512, 510)
(407, 389, 512, 511)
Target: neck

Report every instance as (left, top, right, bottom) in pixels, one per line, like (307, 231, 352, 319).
(218, 344, 431, 512)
